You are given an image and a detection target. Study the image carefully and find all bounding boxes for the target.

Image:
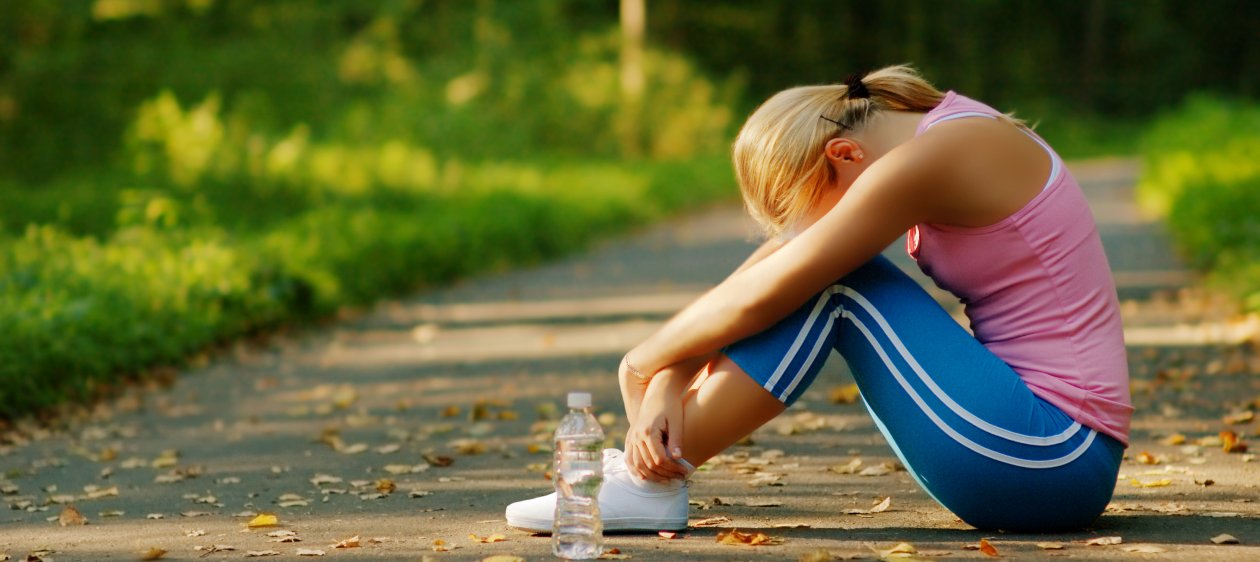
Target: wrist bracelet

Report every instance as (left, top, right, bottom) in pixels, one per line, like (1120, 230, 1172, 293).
(622, 356, 650, 381)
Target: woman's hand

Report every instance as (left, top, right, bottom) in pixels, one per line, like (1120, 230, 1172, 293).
(622, 360, 705, 483)
(623, 371, 689, 483)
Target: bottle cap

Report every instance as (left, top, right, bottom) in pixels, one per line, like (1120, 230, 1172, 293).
(567, 392, 592, 409)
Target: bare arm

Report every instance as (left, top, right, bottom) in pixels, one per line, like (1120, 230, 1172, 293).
(625, 139, 949, 377)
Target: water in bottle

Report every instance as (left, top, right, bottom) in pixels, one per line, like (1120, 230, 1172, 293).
(552, 391, 605, 559)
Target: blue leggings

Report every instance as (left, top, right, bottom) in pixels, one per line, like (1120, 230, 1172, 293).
(724, 255, 1123, 532)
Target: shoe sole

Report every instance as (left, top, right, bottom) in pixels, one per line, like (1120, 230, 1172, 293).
(507, 516, 689, 534)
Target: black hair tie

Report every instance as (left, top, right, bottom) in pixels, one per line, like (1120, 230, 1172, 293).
(843, 73, 870, 100)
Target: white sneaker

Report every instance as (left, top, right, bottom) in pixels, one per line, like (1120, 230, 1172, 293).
(505, 449, 689, 533)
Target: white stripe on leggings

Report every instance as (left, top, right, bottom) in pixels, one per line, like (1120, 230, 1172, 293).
(837, 286, 1082, 446)
(845, 312, 1097, 469)
(766, 284, 1081, 446)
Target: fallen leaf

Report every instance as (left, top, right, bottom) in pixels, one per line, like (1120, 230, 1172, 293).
(691, 516, 731, 527)
(376, 479, 396, 493)
(658, 531, 678, 539)
(600, 547, 632, 559)
(859, 462, 895, 477)
(58, 505, 88, 526)
(830, 384, 861, 404)
(1122, 544, 1167, 553)
(1130, 478, 1172, 488)
(1035, 542, 1065, 550)
(1211, 534, 1239, 544)
(138, 547, 166, 560)
(296, 548, 325, 556)
(383, 464, 427, 475)
(440, 405, 461, 418)
(481, 556, 526, 562)
(99, 510, 125, 517)
(247, 514, 279, 528)
(830, 458, 863, 474)
(1085, 536, 1123, 546)
(978, 538, 999, 557)
(332, 535, 360, 548)
(245, 551, 280, 557)
(431, 539, 458, 552)
(186, 530, 206, 537)
(424, 453, 454, 467)
(450, 439, 487, 455)
(469, 533, 508, 543)
(1223, 410, 1254, 425)
(310, 474, 343, 486)
(869, 497, 891, 514)
(146, 513, 164, 520)
(1220, 431, 1248, 453)
(1135, 451, 1159, 465)
(1160, 433, 1186, 446)
(872, 542, 922, 560)
(716, 529, 782, 546)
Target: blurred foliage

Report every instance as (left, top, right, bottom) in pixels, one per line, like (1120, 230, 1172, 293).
(2, 0, 1258, 414)
(651, 0, 1260, 118)
(0, 0, 741, 417)
(1137, 96, 1260, 310)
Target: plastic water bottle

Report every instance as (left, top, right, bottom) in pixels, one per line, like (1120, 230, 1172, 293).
(552, 391, 604, 559)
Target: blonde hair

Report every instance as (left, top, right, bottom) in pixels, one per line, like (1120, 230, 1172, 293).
(733, 64, 947, 239)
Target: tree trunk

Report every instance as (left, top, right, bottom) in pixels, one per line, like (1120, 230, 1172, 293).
(619, 0, 645, 158)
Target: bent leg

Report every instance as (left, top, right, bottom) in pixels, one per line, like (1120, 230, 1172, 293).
(677, 356, 786, 467)
(829, 256, 1121, 531)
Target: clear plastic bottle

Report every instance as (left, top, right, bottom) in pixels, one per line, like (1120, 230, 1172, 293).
(552, 391, 605, 559)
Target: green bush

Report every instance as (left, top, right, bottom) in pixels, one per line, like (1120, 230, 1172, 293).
(1136, 95, 1260, 309)
(0, 156, 734, 417)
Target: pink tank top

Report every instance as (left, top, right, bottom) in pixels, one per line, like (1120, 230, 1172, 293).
(907, 92, 1132, 445)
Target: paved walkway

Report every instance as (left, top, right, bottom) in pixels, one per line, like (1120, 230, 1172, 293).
(2, 159, 1258, 561)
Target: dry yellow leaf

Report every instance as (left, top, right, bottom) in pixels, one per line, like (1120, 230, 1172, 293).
(481, 556, 526, 562)
(875, 542, 922, 560)
(1035, 542, 1065, 550)
(1221, 430, 1248, 453)
(978, 538, 999, 557)
(375, 479, 396, 493)
(247, 513, 279, 528)
(138, 547, 166, 560)
(469, 533, 508, 543)
(1211, 533, 1239, 544)
(829, 384, 861, 404)
(1130, 478, 1172, 488)
(716, 529, 782, 546)
(1085, 536, 1123, 546)
(1159, 433, 1186, 446)
(1135, 451, 1159, 465)
(869, 497, 891, 514)
(332, 535, 360, 548)
(58, 504, 88, 526)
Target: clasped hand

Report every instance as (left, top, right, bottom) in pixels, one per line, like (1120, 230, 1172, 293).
(618, 355, 705, 483)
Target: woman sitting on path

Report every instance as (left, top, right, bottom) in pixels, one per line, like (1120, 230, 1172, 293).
(506, 65, 1131, 533)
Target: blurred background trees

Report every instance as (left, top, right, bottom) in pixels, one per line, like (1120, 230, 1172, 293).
(1, 0, 1258, 416)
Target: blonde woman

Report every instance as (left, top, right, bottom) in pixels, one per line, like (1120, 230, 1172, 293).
(507, 65, 1130, 532)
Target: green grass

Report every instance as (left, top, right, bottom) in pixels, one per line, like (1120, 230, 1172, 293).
(1136, 95, 1260, 310)
(0, 156, 736, 417)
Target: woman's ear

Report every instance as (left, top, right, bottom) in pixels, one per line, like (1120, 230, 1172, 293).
(824, 138, 865, 165)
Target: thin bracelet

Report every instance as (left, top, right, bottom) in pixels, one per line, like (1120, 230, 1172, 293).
(622, 356, 651, 381)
